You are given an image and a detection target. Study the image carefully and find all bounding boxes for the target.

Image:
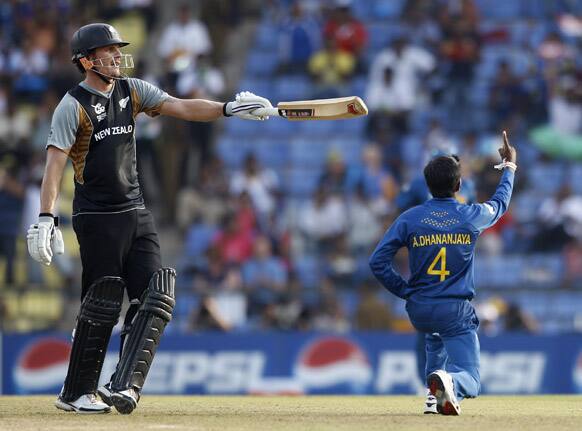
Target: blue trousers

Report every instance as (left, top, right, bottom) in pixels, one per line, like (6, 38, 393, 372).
(406, 299, 480, 400)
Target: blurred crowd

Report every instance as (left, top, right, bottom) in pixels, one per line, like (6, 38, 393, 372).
(1, 0, 582, 334)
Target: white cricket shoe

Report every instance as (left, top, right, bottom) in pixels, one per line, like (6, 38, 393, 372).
(55, 393, 111, 414)
(427, 370, 461, 416)
(424, 393, 439, 414)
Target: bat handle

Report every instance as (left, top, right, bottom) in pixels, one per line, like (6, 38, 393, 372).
(251, 107, 281, 117)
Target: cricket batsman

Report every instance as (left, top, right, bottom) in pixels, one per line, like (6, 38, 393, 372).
(369, 131, 517, 415)
(26, 23, 273, 414)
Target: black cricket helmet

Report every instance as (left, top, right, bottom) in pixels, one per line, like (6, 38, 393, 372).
(71, 23, 129, 62)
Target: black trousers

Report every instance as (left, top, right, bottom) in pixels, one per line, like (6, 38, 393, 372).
(73, 208, 161, 302)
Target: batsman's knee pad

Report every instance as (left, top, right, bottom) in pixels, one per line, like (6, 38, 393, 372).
(61, 276, 124, 401)
(112, 268, 175, 393)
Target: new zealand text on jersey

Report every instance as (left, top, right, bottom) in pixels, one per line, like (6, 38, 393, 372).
(94, 125, 134, 142)
(412, 233, 472, 247)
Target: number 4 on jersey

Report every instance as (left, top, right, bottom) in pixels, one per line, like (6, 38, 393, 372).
(427, 247, 450, 281)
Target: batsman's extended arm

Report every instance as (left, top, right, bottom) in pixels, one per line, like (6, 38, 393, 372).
(159, 97, 224, 122)
(159, 91, 273, 122)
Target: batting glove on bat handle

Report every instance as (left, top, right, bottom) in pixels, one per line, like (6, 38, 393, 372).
(224, 91, 272, 120)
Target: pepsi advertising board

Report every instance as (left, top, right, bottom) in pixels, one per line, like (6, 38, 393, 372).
(2, 332, 582, 395)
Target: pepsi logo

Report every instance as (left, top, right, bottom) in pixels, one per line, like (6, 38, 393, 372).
(295, 336, 372, 389)
(14, 338, 71, 392)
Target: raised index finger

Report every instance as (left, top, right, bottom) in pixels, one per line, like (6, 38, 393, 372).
(502, 130, 510, 148)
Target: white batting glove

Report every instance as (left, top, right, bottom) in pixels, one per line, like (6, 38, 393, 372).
(27, 215, 64, 266)
(224, 91, 272, 120)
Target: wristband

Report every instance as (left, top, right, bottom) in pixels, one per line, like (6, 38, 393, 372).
(223, 102, 232, 117)
(39, 213, 59, 226)
(493, 160, 517, 171)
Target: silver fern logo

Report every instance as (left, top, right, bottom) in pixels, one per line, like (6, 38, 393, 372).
(119, 96, 129, 111)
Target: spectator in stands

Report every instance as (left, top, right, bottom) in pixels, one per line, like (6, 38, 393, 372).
(439, 17, 481, 131)
(261, 290, 304, 330)
(323, 0, 367, 65)
(348, 145, 398, 214)
(47, 45, 80, 98)
(477, 210, 516, 256)
(537, 31, 574, 64)
(401, 0, 442, 48)
(243, 235, 288, 316)
(311, 279, 350, 332)
(212, 211, 255, 265)
(176, 53, 226, 100)
(424, 119, 456, 162)
(230, 153, 280, 226)
(347, 184, 382, 254)
(157, 3, 212, 85)
(0, 91, 33, 144)
(475, 297, 504, 336)
(191, 296, 232, 331)
(176, 155, 230, 231)
(324, 234, 357, 289)
(438, 0, 479, 31)
(366, 36, 435, 140)
(176, 53, 226, 180)
(278, 1, 321, 74)
(308, 38, 355, 99)
(192, 246, 247, 330)
(355, 281, 395, 330)
(180, 214, 220, 276)
(318, 150, 349, 195)
(504, 302, 539, 333)
(0, 148, 25, 285)
(489, 60, 528, 131)
(9, 37, 49, 101)
(118, 0, 156, 32)
(530, 59, 582, 159)
(191, 247, 247, 331)
(298, 184, 347, 254)
(563, 239, 582, 289)
(548, 63, 582, 137)
(232, 190, 258, 234)
(532, 185, 580, 252)
(30, 90, 59, 152)
(478, 297, 539, 335)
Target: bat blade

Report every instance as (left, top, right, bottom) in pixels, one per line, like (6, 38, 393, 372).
(278, 96, 368, 120)
(252, 96, 368, 120)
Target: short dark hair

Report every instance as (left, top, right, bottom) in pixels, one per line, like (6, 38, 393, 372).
(423, 155, 461, 198)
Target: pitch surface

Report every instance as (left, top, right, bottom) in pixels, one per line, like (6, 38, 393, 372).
(0, 395, 581, 430)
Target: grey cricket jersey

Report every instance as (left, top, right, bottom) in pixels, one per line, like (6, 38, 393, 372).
(47, 78, 168, 215)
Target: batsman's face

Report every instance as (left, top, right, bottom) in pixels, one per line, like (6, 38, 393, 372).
(92, 45, 123, 77)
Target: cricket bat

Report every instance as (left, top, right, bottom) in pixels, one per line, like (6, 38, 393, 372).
(252, 96, 368, 120)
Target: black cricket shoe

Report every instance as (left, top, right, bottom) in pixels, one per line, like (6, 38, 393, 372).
(97, 382, 113, 406)
(111, 387, 140, 414)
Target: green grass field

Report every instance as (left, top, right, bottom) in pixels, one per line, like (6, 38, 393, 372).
(0, 395, 581, 431)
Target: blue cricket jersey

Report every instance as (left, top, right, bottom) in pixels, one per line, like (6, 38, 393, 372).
(369, 168, 515, 302)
